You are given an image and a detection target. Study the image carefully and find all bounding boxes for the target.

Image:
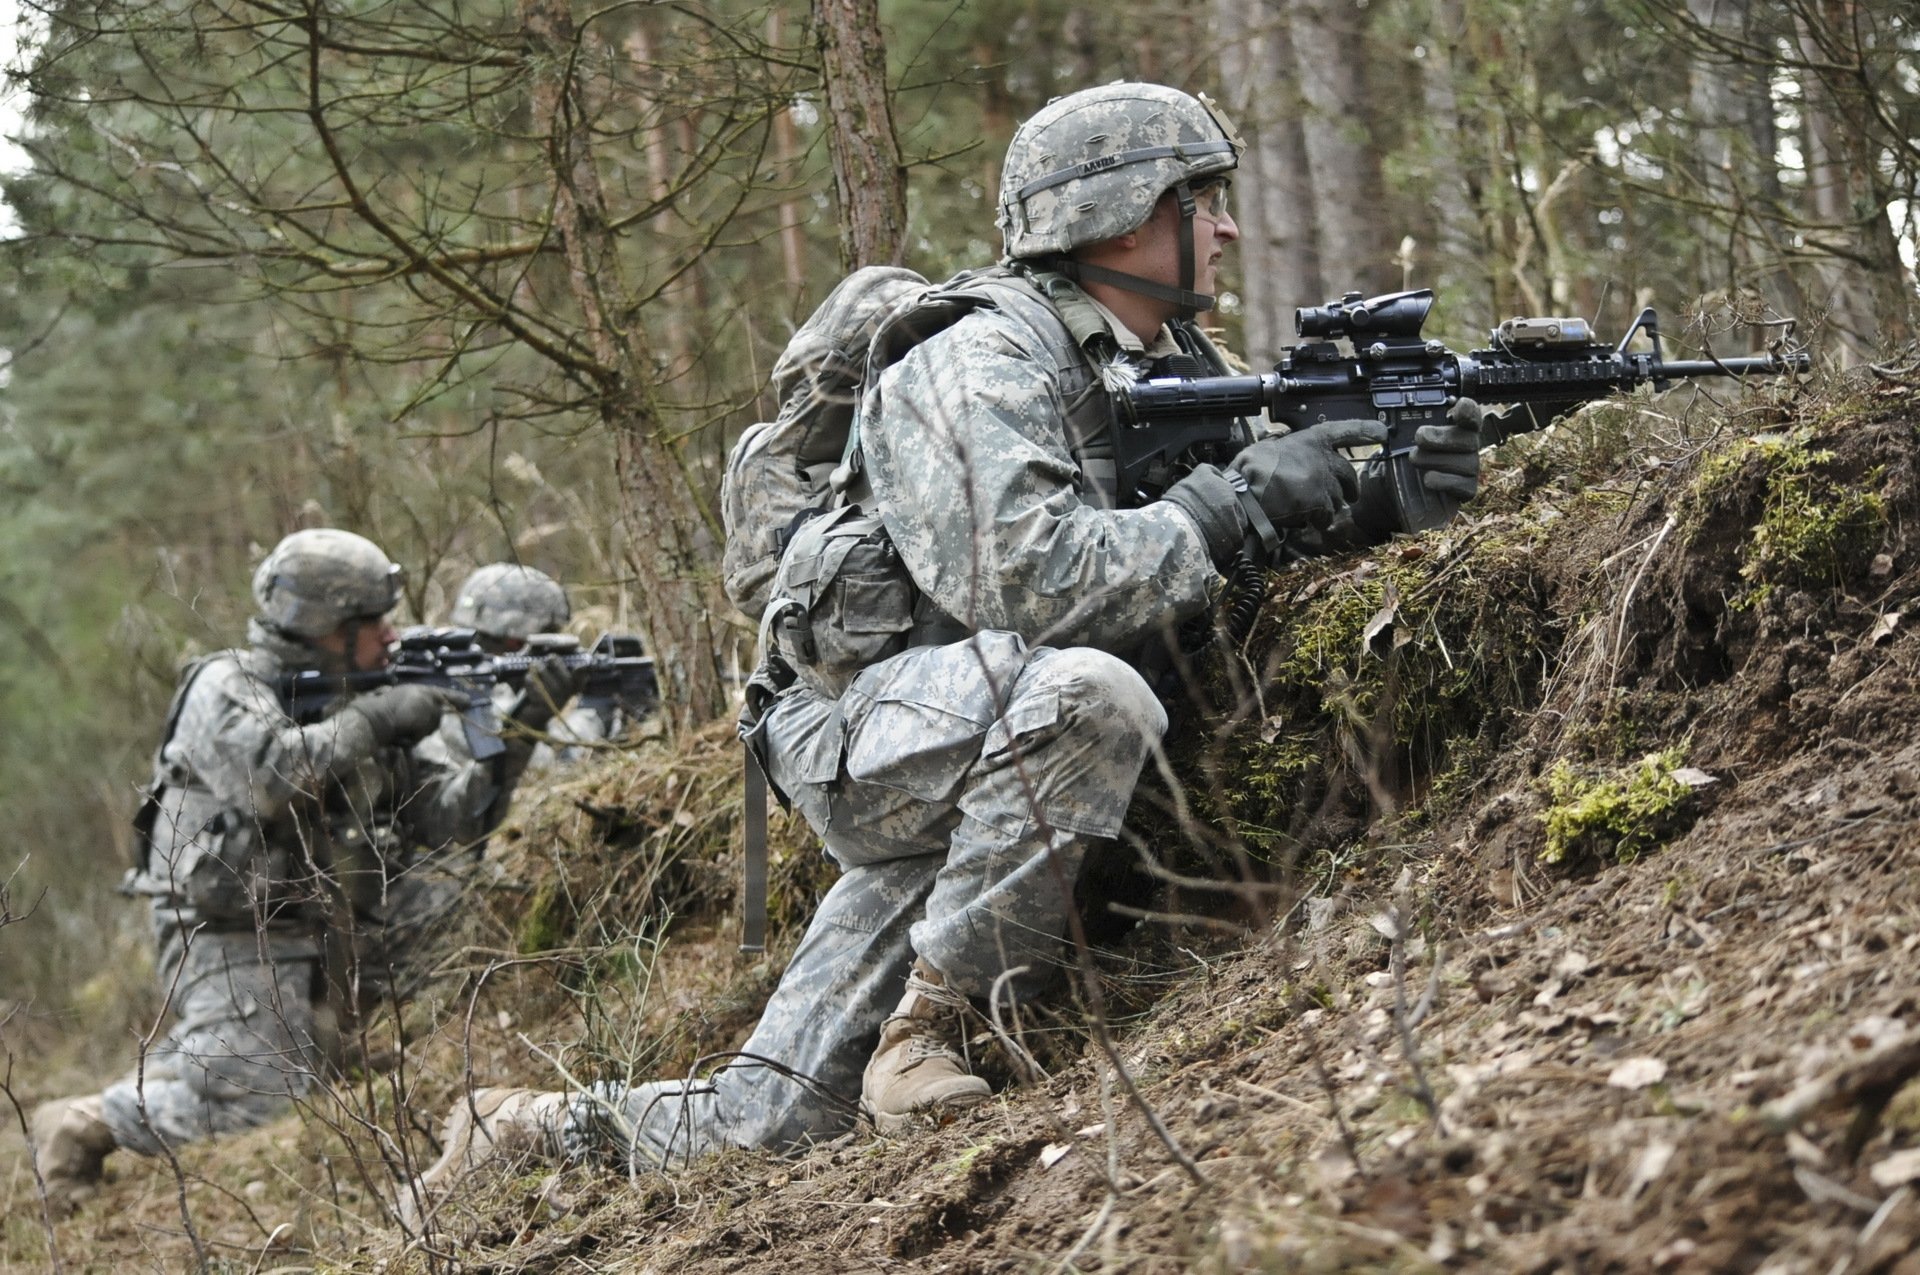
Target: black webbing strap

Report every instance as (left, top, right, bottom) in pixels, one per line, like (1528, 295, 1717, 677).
(1048, 258, 1215, 318)
(740, 744, 769, 953)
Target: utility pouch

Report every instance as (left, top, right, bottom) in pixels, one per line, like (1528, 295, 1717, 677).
(765, 506, 918, 701)
(136, 785, 263, 918)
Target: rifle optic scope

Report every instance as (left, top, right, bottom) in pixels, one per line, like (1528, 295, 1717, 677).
(1295, 288, 1434, 341)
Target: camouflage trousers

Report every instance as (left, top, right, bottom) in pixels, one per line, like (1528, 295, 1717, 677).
(571, 632, 1165, 1168)
(98, 855, 473, 1157)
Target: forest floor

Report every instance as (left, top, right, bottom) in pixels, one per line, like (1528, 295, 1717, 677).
(5, 375, 1920, 1273)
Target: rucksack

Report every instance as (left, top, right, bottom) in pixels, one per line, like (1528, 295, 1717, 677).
(723, 263, 1008, 953)
(720, 265, 932, 625)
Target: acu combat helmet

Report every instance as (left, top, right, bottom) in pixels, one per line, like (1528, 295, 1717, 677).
(998, 82, 1243, 315)
(252, 528, 404, 639)
(450, 564, 570, 640)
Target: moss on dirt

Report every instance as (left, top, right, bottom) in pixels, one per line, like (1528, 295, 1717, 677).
(1539, 746, 1695, 865)
(1182, 497, 1564, 871)
(1686, 425, 1890, 611)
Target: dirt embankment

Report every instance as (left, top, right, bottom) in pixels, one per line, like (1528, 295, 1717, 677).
(7, 379, 1920, 1274)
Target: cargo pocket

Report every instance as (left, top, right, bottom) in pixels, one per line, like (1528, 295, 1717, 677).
(769, 508, 919, 700)
(149, 787, 259, 918)
(843, 697, 992, 804)
(979, 687, 1063, 764)
(761, 686, 848, 837)
(839, 638, 1024, 805)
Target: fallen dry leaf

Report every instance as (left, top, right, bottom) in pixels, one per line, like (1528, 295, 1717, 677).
(1607, 1057, 1669, 1089)
(1870, 1147, 1920, 1189)
(1360, 582, 1402, 657)
(1625, 1139, 1676, 1198)
(1553, 951, 1597, 979)
(1785, 1132, 1826, 1166)
(1847, 1015, 1907, 1052)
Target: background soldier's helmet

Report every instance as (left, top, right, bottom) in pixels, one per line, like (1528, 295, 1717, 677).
(449, 564, 571, 639)
(998, 82, 1243, 260)
(251, 528, 404, 638)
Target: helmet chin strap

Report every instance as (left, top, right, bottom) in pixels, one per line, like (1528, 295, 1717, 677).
(1048, 182, 1213, 318)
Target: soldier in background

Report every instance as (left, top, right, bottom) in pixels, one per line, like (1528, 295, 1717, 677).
(446, 563, 634, 770)
(27, 529, 571, 1215)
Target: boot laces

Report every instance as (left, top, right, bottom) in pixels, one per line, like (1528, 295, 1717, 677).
(904, 966, 971, 1012)
(892, 966, 975, 1072)
(903, 1031, 967, 1068)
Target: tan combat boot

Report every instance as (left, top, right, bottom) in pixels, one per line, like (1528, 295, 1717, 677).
(397, 1087, 570, 1229)
(860, 961, 993, 1135)
(29, 1094, 117, 1218)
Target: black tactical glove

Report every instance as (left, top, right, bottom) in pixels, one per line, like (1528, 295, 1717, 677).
(348, 683, 463, 748)
(1411, 397, 1485, 500)
(1160, 464, 1252, 566)
(1230, 419, 1389, 530)
(509, 654, 585, 733)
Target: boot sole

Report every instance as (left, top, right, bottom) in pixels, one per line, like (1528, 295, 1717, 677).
(862, 1088, 992, 1136)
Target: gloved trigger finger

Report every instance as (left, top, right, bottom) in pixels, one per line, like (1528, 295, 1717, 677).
(1416, 450, 1478, 477)
(1321, 419, 1389, 450)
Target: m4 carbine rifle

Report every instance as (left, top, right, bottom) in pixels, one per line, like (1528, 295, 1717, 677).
(281, 627, 659, 761)
(1120, 287, 1812, 533)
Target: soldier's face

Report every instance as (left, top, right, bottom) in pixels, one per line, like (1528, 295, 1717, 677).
(344, 617, 398, 671)
(1134, 183, 1239, 306)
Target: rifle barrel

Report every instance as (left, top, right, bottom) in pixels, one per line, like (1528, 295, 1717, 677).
(1653, 354, 1811, 377)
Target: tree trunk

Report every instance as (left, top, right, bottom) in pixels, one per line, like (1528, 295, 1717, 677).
(624, 20, 697, 389)
(1794, 3, 1904, 361)
(813, 0, 907, 269)
(1417, 0, 1482, 304)
(1214, 0, 1323, 362)
(770, 10, 811, 308)
(1687, 0, 1799, 345)
(1286, 0, 1396, 299)
(521, 0, 727, 727)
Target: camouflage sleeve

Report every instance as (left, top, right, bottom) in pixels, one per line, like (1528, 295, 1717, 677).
(401, 717, 509, 850)
(862, 310, 1221, 652)
(166, 657, 379, 818)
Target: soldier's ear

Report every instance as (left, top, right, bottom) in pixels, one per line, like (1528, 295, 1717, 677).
(1079, 228, 1140, 258)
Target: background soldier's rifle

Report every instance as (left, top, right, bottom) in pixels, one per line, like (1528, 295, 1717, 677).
(1121, 287, 1812, 533)
(519, 631, 661, 730)
(281, 628, 658, 761)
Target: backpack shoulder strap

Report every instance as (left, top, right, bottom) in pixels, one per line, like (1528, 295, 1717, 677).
(129, 649, 239, 874)
(151, 651, 242, 775)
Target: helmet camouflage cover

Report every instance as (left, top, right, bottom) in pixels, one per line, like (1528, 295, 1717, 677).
(998, 82, 1244, 260)
(449, 563, 570, 639)
(251, 528, 403, 639)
